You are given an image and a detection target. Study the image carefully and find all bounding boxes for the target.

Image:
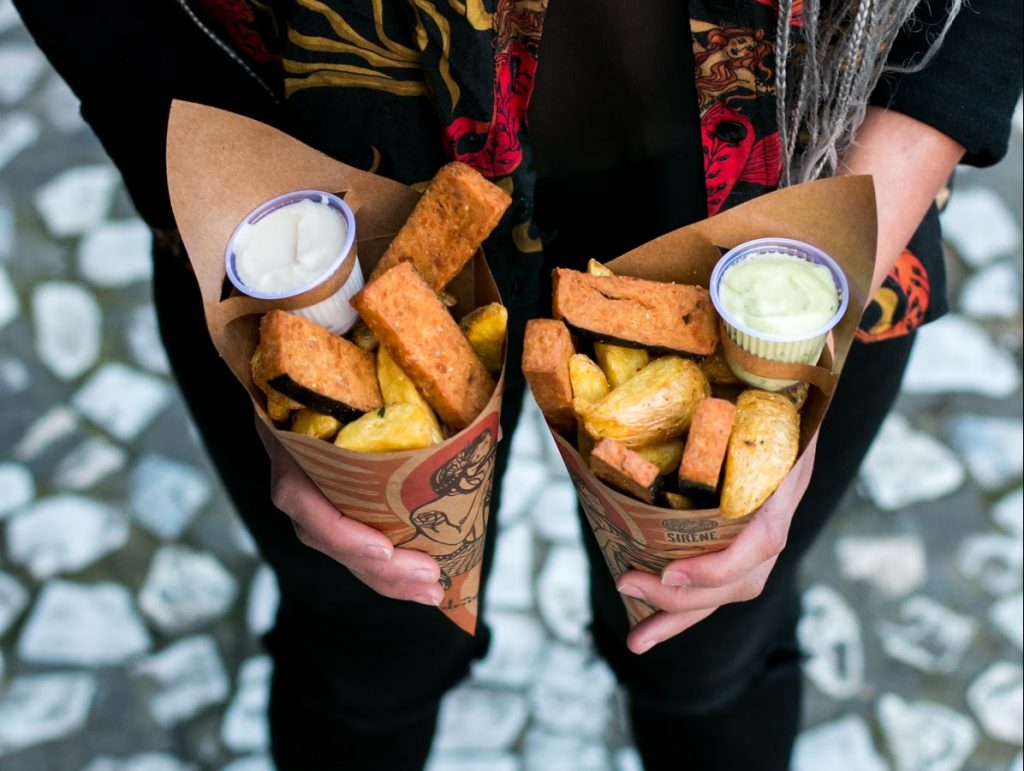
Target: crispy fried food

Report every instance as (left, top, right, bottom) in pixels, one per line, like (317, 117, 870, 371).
(369, 162, 511, 291)
(699, 348, 741, 385)
(350, 319, 379, 353)
(376, 345, 442, 435)
(778, 381, 810, 411)
(590, 437, 663, 504)
(568, 353, 611, 405)
(265, 389, 301, 422)
(352, 261, 495, 430)
(459, 302, 507, 375)
(720, 390, 799, 519)
(334, 403, 444, 452)
(593, 343, 650, 389)
(552, 268, 719, 356)
(290, 409, 343, 440)
(664, 491, 698, 510)
(587, 258, 614, 277)
(251, 310, 382, 422)
(576, 356, 710, 448)
(635, 438, 685, 476)
(522, 318, 577, 434)
(679, 397, 737, 492)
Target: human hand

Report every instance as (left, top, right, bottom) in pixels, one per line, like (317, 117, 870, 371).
(616, 434, 818, 654)
(255, 419, 444, 606)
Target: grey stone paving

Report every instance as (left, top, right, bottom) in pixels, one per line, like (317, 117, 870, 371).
(0, 5, 1021, 770)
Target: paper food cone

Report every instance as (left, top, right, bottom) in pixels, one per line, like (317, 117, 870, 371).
(535, 176, 878, 626)
(166, 101, 505, 634)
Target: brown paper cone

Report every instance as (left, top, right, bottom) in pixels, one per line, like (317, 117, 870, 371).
(166, 100, 506, 634)
(535, 176, 878, 626)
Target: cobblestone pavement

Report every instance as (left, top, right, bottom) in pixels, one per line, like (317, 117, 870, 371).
(0, 5, 1022, 770)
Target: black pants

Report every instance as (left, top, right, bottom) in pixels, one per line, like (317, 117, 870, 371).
(154, 239, 914, 771)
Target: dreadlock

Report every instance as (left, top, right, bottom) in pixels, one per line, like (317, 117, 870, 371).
(776, 0, 965, 185)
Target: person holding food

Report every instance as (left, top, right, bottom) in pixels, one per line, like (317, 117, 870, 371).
(14, 0, 1021, 769)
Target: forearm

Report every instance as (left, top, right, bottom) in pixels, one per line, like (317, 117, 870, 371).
(838, 106, 965, 301)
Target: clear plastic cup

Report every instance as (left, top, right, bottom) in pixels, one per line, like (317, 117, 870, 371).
(709, 237, 849, 390)
(225, 190, 363, 335)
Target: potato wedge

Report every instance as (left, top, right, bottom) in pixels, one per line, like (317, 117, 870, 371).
(266, 390, 300, 422)
(569, 354, 610, 405)
(699, 348, 741, 385)
(635, 438, 684, 476)
(593, 342, 649, 389)
(459, 302, 507, 375)
(290, 409, 343, 440)
(577, 356, 710, 448)
(664, 492, 698, 510)
(720, 390, 799, 519)
(334, 403, 444, 453)
(376, 346, 443, 435)
(587, 258, 614, 277)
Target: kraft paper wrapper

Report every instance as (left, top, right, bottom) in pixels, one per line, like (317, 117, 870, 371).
(541, 176, 877, 626)
(166, 101, 504, 635)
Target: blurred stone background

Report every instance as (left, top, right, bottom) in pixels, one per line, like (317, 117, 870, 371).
(0, 3, 1021, 769)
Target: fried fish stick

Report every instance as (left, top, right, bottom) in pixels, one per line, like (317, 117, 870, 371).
(369, 162, 511, 291)
(352, 262, 495, 430)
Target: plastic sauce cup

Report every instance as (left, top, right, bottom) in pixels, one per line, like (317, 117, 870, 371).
(709, 237, 849, 390)
(225, 190, 363, 335)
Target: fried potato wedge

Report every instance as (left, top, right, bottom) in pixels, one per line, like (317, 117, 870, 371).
(635, 438, 685, 476)
(720, 390, 800, 519)
(577, 356, 710, 448)
(699, 348, 741, 385)
(664, 491, 698, 510)
(593, 342, 649, 389)
(376, 346, 442, 435)
(587, 258, 614, 277)
(266, 390, 300, 422)
(334, 403, 444, 453)
(459, 302, 507, 375)
(569, 354, 611, 405)
(290, 409, 343, 441)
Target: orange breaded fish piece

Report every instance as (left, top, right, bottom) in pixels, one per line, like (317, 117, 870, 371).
(552, 269, 719, 357)
(679, 397, 737, 492)
(352, 261, 495, 430)
(369, 162, 511, 292)
(252, 310, 382, 422)
(522, 319, 576, 434)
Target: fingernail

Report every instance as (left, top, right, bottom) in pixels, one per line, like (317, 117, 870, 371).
(406, 568, 437, 583)
(662, 571, 691, 587)
(359, 545, 392, 561)
(618, 583, 645, 601)
(635, 638, 657, 654)
(413, 590, 442, 606)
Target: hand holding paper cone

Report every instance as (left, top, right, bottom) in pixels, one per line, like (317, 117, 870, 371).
(166, 101, 511, 635)
(521, 176, 877, 637)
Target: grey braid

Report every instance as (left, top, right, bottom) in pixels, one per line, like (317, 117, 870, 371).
(776, 0, 965, 185)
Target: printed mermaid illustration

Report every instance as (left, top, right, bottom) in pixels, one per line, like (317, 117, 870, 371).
(398, 429, 496, 589)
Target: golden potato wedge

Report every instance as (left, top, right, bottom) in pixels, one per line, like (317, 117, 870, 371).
(577, 356, 710, 448)
(266, 390, 300, 422)
(635, 438, 684, 476)
(587, 258, 614, 277)
(376, 346, 443, 434)
(699, 348, 741, 385)
(593, 342, 650, 389)
(334, 403, 444, 453)
(569, 354, 611, 405)
(459, 302, 507, 375)
(664, 492, 698, 510)
(290, 409, 343, 441)
(720, 390, 800, 519)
